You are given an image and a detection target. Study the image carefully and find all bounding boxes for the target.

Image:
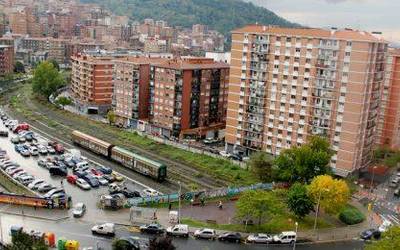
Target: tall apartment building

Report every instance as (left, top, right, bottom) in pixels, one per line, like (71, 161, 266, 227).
(151, 58, 229, 138)
(113, 57, 168, 127)
(0, 45, 14, 76)
(226, 25, 387, 176)
(378, 48, 400, 149)
(70, 53, 114, 114)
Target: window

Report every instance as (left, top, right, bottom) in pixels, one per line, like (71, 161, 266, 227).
(276, 37, 281, 41)
(345, 52, 351, 57)
(346, 41, 352, 46)
(286, 37, 292, 42)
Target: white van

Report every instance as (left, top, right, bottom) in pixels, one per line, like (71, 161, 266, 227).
(166, 224, 189, 237)
(273, 231, 297, 244)
(91, 223, 115, 236)
(75, 161, 89, 170)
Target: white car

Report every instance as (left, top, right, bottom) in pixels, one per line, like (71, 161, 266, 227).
(166, 224, 189, 237)
(96, 176, 108, 186)
(29, 146, 39, 156)
(246, 233, 273, 244)
(28, 179, 45, 190)
(273, 231, 297, 244)
(219, 151, 231, 157)
(38, 145, 48, 155)
(47, 146, 56, 154)
(91, 223, 115, 236)
(194, 228, 217, 240)
(76, 178, 91, 190)
(141, 188, 160, 197)
(72, 203, 86, 218)
(37, 183, 55, 193)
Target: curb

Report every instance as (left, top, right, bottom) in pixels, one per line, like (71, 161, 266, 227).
(1, 211, 70, 222)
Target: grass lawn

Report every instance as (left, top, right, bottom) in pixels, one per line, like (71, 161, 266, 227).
(7, 83, 259, 187)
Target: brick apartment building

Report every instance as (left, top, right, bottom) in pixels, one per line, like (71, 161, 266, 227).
(378, 48, 400, 149)
(150, 58, 229, 139)
(70, 53, 114, 114)
(113, 57, 168, 127)
(0, 45, 14, 76)
(225, 25, 387, 176)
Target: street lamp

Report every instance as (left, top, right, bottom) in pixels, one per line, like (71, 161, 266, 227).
(293, 222, 298, 250)
(313, 188, 329, 232)
(178, 181, 182, 224)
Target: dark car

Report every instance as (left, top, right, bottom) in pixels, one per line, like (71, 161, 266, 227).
(395, 188, 400, 197)
(103, 174, 116, 183)
(139, 224, 165, 234)
(98, 166, 112, 175)
(64, 160, 76, 168)
(73, 170, 88, 179)
(115, 237, 140, 250)
(229, 154, 242, 161)
(218, 232, 242, 243)
(83, 175, 100, 188)
(49, 166, 68, 177)
(54, 161, 66, 169)
(360, 229, 381, 240)
(121, 189, 141, 198)
(14, 145, 25, 153)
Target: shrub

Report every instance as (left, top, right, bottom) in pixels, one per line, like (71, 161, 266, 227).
(339, 205, 365, 225)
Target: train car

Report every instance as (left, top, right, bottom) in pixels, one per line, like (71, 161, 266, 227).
(111, 146, 167, 182)
(71, 130, 113, 157)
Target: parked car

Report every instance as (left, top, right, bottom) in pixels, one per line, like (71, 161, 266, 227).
(166, 224, 189, 237)
(0, 130, 8, 137)
(47, 146, 56, 154)
(139, 224, 165, 234)
(48, 141, 64, 154)
(29, 146, 39, 156)
(103, 174, 116, 183)
(19, 175, 35, 186)
(73, 170, 88, 179)
(67, 175, 78, 184)
(91, 223, 115, 236)
(20, 149, 30, 157)
(28, 179, 45, 190)
(37, 159, 47, 167)
(90, 168, 103, 176)
(219, 151, 231, 158)
(194, 228, 217, 240)
(141, 188, 160, 197)
(218, 232, 242, 243)
(389, 180, 398, 188)
(72, 203, 86, 218)
(111, 172, 124, 182)
(395, 188, 400, 197)
(38, 145, 48, 155)
(114, 237, 140, 250)
(97, 166, 112, 175)
(83, 175, 100, 188)
(246, 233, 273, 244)
(121, 189, 141, 198)
(273, 231, 297, 244)
(360, 228, 381, 240)
(96, 176, 109, 186)
(49, 166, 68, 177)
(13, 123, 29, 134)
(76, 178, 91, 190)
(37, 183, 55, 193)
(44, 188, 64, 199)
(64, 160, 75, 168)
(10, 136, 19, 144)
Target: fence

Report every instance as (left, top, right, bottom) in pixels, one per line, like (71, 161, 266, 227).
(127, 183, 273, 206)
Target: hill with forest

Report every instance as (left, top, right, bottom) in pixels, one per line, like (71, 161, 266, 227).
(80, 0, 297, 36)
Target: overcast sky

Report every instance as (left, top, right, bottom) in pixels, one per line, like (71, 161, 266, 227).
(250, 0, 399, 42)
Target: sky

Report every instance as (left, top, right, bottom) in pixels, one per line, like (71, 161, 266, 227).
(249, 0, 400, 43)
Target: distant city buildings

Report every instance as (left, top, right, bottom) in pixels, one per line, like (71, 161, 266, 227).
(225, 25, 388, 176)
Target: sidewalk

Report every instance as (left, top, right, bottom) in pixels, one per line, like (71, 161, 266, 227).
(0, 204, 69, 221)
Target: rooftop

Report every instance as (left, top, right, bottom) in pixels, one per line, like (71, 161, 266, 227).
(232, 25, 387, 43)
(156, 58, 229, 70)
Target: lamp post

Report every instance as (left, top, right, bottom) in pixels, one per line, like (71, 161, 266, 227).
(293, 222, 298, 250)
(313, 188, 329, 232)
(178, 181, 182, 224)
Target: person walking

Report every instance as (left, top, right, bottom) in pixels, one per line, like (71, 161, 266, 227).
(218, 201, 223, 210)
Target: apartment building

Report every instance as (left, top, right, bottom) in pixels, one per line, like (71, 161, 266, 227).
(70, 53, 114, 114)
(113, 57, 168, 127)
(20, 37, 70, 63)
(226, 25, 387, 176)
(0, 45, 14, 76)
(378, 48, 400, 149)
(151, 58, 229, 139)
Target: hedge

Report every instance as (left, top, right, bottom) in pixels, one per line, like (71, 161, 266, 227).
(339, 205, 365, 225)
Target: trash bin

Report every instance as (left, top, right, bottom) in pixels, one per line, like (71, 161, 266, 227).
(44, 232, 56, 247)
(57, 237, 67, 250)
(65, 240, 79, 250)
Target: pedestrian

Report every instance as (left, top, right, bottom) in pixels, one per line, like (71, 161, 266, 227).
(200, 197, 205, 207)
(168, 203, 172, 211)
(218, 201, 223, 210)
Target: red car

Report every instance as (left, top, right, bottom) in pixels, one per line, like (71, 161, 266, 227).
(67, 175, 78, 184)
(13, 123, 29, 133)
(90, 168, 103, 176)
(49, 141, 64, 154)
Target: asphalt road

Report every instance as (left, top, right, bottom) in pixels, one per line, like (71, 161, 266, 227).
(0, 214, 365, 250)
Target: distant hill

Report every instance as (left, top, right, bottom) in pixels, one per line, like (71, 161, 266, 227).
(80, 0, 297, 36)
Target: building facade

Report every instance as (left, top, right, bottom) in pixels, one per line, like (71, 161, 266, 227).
(225, 25, 387, 176)
(378, 48, 400, 149)
(0, 45, 14, 76)
(70, 53, 114, 114)
(151, 58, 229, 138)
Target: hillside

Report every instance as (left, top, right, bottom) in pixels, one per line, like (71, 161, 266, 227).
(80, 0, 297, 35)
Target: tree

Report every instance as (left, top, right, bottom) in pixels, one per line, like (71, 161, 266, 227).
(6, 230, 48, 250)
(49, 59, 60, 71)
(366, 226, 400, 250)
(107, 110, 116, 125)
(55, 96, 72, 109)
(14, 61, 25, 73)
(112, 239, 131, 250)
(149, 236, 176, 250)
(308, 175, 350, 215)
(247, 152, 274, 182)
(32, 61, 64, 98)
(274, 136, 332, 183)
(236, 190, 281, 225)
(287, 183, 314, 218)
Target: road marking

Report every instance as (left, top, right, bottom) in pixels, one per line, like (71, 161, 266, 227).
(27, 123, 158, 192)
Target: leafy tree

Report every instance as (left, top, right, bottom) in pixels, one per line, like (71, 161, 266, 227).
(6, 230, 48, 250)
(274, 136, 332, 183)
(149, 236, 176, 250)
(107, 110, 116, 125)
(366, 226, 400, 250)
(32, 61, 64, 98)
(112, 238, 131, 250)
(49, 59, 60, 71)
(247, 152, 274, 182)
(55, 96, 72, 109)
(308, 175, 350, 215)
(14, 61, 25, 73)
(236, 190, 281, 225)
(287, 183, 314, 218)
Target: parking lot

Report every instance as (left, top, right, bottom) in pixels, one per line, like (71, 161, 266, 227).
(0, 115, 161, 222)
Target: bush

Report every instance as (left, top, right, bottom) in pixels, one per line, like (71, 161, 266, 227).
(339, 205, 365, 225)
